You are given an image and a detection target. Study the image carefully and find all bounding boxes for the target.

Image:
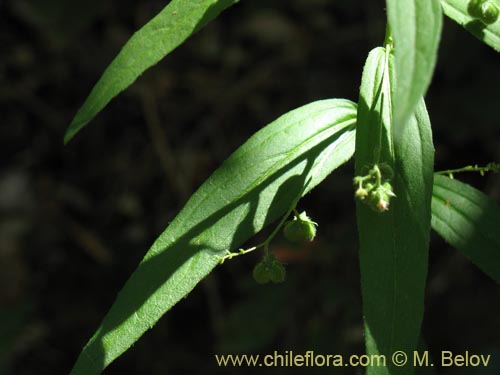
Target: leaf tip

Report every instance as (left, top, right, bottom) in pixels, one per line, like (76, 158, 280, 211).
(64, 117, 85, 145)
(63, 131, 73, 145)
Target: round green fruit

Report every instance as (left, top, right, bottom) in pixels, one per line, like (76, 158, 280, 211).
(355, 187, 368, 200)
(268, 260, 286, 283)
(481, 2, 499, 24)
(468, 0, 485, 19)
(252, 261, 270, 284)
(283, 213, 317, 243)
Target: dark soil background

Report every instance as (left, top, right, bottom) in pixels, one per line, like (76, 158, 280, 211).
(1, 0, 500, 374)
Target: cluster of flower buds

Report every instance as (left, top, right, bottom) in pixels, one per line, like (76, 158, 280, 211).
(468, 0, 500, 25)
(253, 255, 286, 284)
(353, 164, 396, 213)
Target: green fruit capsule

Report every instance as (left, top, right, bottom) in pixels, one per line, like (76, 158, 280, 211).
(268, 260, 286, 283)
(252, 261, 271, 284)
(481, 1, 500, 24)
(283, 211, 317, 242)
(468, 0, 499, 24)
(253, 257, 286, 284)
(367, 189, 390, 213)
(468, 0, 485, 19)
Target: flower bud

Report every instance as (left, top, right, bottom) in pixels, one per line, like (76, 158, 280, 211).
(468, 0, 499, 24)
(355, 187, 368, 200)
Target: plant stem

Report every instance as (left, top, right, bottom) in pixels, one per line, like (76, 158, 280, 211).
(384, 24, 393, 47)
(373, 164, 382, 185)
(216, 186, 306, 264)
(435, 162, 500, 178)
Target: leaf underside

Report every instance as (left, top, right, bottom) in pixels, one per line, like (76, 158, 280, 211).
(69, 99, 357, 375)
(64, 0, 240, 144)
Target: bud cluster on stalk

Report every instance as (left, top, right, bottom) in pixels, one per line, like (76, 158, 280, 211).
(353, 164, 396, 213)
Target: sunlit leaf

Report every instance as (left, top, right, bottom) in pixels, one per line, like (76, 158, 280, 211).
(386, 0, 442, 126)
(432, 175, 500, 283)
(69, 99, 357, 375)
(64, 0, 240, 143)
(356, 46, 434, 375)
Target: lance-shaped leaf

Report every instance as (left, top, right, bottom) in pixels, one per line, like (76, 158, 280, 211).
(432, 175, 500, 283)
(356, 46, 434, 375)
(386, 0, 442, 126)
(69, 99, 357, 375)
(64, 0, 240, 144)
(441, 0, 500, 52)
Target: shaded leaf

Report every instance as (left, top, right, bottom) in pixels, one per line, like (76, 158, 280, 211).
(441, 0, 500, 52)
(386, 0, 442, 126)
(64, 0, 240, 143)
(431, 175, 500, 283)
(356, 46, 434, 375)
(69, 99, 357, 375)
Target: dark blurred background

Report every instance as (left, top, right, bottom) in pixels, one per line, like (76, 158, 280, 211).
(1, 0, 500, 374)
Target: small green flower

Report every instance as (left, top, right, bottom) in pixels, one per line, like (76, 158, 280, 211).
(375, 195, 390, 212)
(355, 187, 368, 200)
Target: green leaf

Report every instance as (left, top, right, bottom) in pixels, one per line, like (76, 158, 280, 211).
(441, 0, 500, 52)
(69, 99, 357, 375)
(64, 0, 240, 144)
(431, 175, 500, 283)
(386, 0, 443, 126)
(356, 46, 434, 375)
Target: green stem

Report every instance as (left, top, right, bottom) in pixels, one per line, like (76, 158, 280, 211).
(384, 23, 393, 48)
(435, 162, 500, 178)
(374, 32, 393, 164)
(373, 164, 382, 186)
(216, 247, 258, 265)
(216, 185, 306, 264)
